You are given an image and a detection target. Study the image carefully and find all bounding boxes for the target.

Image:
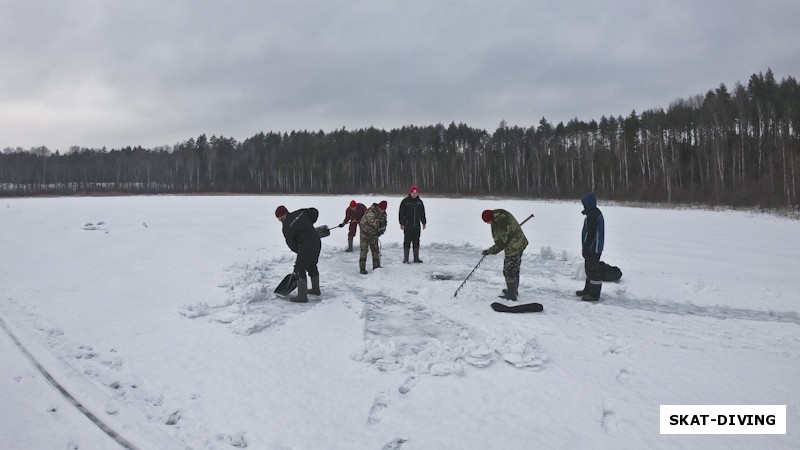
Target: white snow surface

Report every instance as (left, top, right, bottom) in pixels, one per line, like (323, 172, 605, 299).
(0, 195, 798, 449)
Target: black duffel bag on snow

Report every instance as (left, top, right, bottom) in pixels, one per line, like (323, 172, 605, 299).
(599, 261, 623, 282)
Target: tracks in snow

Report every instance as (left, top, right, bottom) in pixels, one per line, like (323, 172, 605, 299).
(0, 314, 139, 449)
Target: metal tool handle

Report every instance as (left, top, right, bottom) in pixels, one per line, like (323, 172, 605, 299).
(453, 255, 487, 298)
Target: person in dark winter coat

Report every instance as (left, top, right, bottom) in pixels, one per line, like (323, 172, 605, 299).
(576, 192, 605, 301)
(481, 209, 529, 300)
(340, 200, 367, 252)
(275, 205, 322, 303)
(359, 200, 388, 274)
(399, 185, 427, 263)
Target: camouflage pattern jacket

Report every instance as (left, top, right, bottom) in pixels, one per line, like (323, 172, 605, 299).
(487, 209, 529, 256)
(360, 204, 387, 240)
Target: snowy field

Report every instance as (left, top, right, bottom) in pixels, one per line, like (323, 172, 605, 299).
(1, 195, 798, 450)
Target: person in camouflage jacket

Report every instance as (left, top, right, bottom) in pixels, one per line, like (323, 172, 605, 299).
(359, 200, 388, 274)
(481, 209, 529, 300)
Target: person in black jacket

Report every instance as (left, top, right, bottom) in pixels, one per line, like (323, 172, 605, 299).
(576, 192, 605, 301)
(399, 185, 427, 263)
(275, 205, 322, 303)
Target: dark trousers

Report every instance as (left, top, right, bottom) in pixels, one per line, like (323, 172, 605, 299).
(403, 226, 421, 249)
(584, 253, 602, 282)
(294, 240, 321, 280)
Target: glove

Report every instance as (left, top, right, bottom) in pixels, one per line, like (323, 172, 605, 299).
(482, 249, 490, 256)
(339, 222, 346, 228)
(581, 249, 587, 258)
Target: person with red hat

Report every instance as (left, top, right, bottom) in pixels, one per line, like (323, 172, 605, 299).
(481, 209, 528, 301)
(358, 201, 388, 274)
(399, 185, 427, 263)
(339, 200, 367, 252)
(275, 205, 322, 302)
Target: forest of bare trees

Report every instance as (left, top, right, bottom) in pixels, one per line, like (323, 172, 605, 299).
(2, 70, 798, 208)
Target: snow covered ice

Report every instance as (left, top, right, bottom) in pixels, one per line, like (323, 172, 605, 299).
(1, 195, 798, 449)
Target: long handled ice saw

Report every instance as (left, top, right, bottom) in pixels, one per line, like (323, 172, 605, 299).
(453, 213, 535, 298)
(453, 255, 487, 297)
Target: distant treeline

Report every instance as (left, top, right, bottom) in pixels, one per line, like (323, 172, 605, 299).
(2, 69, 798, 208)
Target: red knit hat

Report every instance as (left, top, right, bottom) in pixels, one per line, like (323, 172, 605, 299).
(409, 185, 419, 194)
(349, 200, 357, 208)
(378, 200, 388, 210)
(275, 205, 289, 218)
(481, 210, 494, 223)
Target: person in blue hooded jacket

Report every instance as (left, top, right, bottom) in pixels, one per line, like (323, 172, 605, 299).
(576, 192, 605, 301)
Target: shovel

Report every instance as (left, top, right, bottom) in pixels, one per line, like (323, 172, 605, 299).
(274, 273, 298, 297)
(315, 223, 344, 238)
(277, 222, 342, 295)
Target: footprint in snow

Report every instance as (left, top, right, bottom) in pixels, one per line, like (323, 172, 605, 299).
(616, 368, 632, 384)
(398, 375, 418, 394)
(601, 409, 619, 433)
(382, 437, 408, 450)
(367, 391, 390, 425)
(165, 409, 181, 425)
(603, 342, 626, 356)
(217, 432, 248, 448)
(601, 399, 619, 433)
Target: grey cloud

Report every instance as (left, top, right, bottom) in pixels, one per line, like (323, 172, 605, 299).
(1, 0, 799, 150)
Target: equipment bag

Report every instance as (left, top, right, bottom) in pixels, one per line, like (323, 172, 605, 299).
(599, 261, 623, 282)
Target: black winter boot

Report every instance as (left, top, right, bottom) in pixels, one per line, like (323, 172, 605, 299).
(413, 246, 423, 263)
(309, 275, 321, 296)
(575, 279, 591, 297)
(346, 237, 353, 252)
(290, 278, 309, 303)
(403, 246, 410, 264)
(581, 281, 602, 301)
(499, 278, 518, 301)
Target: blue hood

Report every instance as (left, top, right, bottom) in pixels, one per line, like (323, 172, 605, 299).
(581, 192, 597, 214)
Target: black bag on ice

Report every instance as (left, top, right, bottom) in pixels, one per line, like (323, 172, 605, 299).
(599, 261, 622, 282)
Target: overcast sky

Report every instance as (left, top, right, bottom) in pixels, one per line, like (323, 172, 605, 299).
(2, 0, 799, 151)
